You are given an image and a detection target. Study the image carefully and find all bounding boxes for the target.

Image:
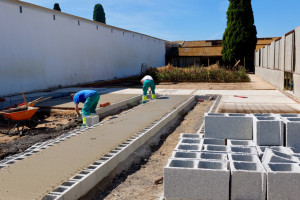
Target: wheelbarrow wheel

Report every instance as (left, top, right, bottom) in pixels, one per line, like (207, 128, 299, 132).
(26, 120, 38, 128)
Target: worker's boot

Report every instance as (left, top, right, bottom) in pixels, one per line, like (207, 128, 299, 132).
(81, 116, 87, 127)
(142, 95, 147, 104)
(152, 94, 156, 99)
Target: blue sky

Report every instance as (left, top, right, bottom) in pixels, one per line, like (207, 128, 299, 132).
(21, 0, 300, 41)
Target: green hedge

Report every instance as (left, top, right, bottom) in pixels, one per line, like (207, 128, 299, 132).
(145, 65, 250, 83)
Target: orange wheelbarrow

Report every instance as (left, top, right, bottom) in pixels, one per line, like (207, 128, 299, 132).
(0, 107, 39, 135)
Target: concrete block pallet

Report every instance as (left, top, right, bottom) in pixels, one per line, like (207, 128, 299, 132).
(164, 112, 300, 200)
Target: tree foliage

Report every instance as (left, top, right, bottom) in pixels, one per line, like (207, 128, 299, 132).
(93, 4, 106, 24)
(222, 0, 257, 66)
(53, 3, 61, 11)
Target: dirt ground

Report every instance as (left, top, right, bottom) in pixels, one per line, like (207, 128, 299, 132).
(0, 109, 81, 159)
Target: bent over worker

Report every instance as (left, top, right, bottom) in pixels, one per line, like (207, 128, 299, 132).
(71, 90, 100, 127)
(141, 75, 156, 104)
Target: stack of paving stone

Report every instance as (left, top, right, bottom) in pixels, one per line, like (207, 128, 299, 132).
(163, 113, 300, 200)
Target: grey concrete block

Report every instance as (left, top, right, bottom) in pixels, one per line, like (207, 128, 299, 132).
(290, 147, 300, 154)
(164, 159, 229, 200)
(172, 151, 198, 159)
(205, 113, 253, 140)
(283, 117, 300, 148)
(179, 138, 202, 145)
(203, 144, 229, 154)
(85, 115, 99, 127)
(262, 148, 300, 163)
(230, 161, 266, 200)
(199, 152, 228, 161)
(230, 146, 258, 155)
(174, 143, 202, 152)
(276, 113, 300, 118)
(256, 146, 269, 160)
(253, 116, 283, 146)
(179, 133, 203, 139)
(263, 163, 300, 200)
(227, 139, 255, 147)
(252, 113, 274, 117)
(228, 154, 261, 163)
(202, 138, 226, 145)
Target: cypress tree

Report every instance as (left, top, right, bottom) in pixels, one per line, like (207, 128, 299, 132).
(222, 0, 257, 68)
(93, 4, 106, 24)
(53, 3, 61, 11)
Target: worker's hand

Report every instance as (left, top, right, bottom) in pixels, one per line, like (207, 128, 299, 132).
(77, 113, 81, 118)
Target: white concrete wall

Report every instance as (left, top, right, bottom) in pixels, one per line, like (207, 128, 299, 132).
(255, 26, 300, 98)
(0, 0, 166, 96)
(255, 67, 284, 90)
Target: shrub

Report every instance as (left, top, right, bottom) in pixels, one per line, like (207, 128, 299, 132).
(144, 64, 250, 83)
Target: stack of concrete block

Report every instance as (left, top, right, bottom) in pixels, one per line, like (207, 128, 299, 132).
(164, 159, 230, 200)
(204, 113, 253, 140)
(253, 116, 283, 146)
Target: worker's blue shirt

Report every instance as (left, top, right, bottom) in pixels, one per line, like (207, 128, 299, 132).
(73, 90, 97, 104)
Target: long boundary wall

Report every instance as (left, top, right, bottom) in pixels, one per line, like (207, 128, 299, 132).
(0, 0, 166, 96)
(255, 26, 300, 98)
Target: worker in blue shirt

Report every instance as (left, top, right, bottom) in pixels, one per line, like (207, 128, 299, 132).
(71, 90, 100, 127)
(141, 75, 156, 104)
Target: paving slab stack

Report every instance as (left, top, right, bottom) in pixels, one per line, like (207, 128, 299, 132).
(163, 113, 300, 200)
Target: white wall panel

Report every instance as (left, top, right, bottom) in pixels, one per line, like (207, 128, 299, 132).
(284, 33, 294, 72)
(0, 0, 166, 96)
(268, 42, 275, 69)
(295, 26, 300, 74)
(274, 40, 280, 70)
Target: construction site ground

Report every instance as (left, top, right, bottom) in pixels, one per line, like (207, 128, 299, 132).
(0, 74, 300, 199)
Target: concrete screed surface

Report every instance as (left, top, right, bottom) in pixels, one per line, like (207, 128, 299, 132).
(0, 95, 190, 200)
(36, 93, 138, 109)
